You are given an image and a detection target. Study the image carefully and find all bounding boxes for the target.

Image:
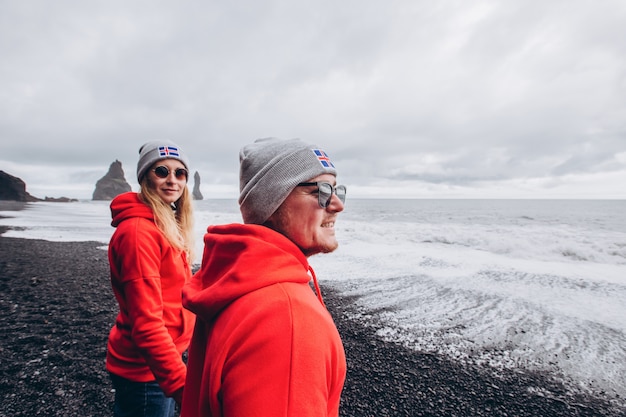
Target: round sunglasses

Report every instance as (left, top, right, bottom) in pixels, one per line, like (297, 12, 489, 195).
(152, 165, 188, 180)
(297, 182, 347, 208)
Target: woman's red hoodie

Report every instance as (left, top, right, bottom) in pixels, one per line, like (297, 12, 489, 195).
(106, 192, 195, 400)
(181, 223, 346, 417)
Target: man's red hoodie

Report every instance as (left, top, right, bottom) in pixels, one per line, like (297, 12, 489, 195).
(181, 223, 346, 417)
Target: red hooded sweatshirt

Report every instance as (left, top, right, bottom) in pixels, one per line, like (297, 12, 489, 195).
(181, 223, 346, 417)
(106, 192, 195, 400)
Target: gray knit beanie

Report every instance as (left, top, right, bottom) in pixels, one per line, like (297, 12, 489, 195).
(239, 137, 338, 224)
(136, 141, 190, 182)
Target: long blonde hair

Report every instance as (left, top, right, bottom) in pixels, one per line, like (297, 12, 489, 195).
(139, 176, 195, 263)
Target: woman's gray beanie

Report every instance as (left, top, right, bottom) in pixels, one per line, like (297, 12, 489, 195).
(136, 141, 190, 182)
(239, 137, 337, 225)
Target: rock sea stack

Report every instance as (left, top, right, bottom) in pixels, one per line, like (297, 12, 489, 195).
(92, 160, 132, 201)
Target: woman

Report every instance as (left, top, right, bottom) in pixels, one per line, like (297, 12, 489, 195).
(106, 141, 196, 417)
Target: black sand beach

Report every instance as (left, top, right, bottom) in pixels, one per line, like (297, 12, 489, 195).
(0, 220, 624, 416)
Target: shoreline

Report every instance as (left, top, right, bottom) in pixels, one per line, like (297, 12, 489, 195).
(324, 285, 625, 416)
(0, 227, 624, 416)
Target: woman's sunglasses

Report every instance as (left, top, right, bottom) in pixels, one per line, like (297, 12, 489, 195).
(152, 165, 188, 180)
(297, 182, 347, 208)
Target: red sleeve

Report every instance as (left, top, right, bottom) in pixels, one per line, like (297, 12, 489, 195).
(115, 221, 188, 397)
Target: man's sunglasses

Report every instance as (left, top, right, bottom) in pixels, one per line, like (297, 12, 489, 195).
(153, 165, 188, 180)
(297, 182, 347, 208)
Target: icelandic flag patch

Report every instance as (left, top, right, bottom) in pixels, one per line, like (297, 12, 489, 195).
(158, 146, 180, 157)
(312, 149, 335, 168)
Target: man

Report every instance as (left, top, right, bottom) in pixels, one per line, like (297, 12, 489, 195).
(181, 138, 347, 417)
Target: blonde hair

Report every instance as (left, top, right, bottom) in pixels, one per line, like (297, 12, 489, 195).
(139, 176, 195, 263)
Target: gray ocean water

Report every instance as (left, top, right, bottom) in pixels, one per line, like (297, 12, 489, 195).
(1, 198, 625, 401)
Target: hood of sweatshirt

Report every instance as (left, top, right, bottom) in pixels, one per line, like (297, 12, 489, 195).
(110, 192, 154, 227)
(183, 223, 315, 322)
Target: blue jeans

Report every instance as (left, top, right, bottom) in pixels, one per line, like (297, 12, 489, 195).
(110, 373, 176, 417)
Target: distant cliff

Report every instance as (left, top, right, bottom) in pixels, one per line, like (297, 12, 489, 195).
(92, 160, 131, 201)
(192, 171, 204, 200)
(0, 170, 40, 202)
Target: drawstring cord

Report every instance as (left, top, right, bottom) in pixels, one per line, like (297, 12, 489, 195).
(308, 266, 326, 307)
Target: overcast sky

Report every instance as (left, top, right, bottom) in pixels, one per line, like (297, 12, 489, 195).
(1, 0, 625, 200)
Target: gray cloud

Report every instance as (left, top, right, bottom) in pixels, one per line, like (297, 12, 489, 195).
(1, 0, 625, 199)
